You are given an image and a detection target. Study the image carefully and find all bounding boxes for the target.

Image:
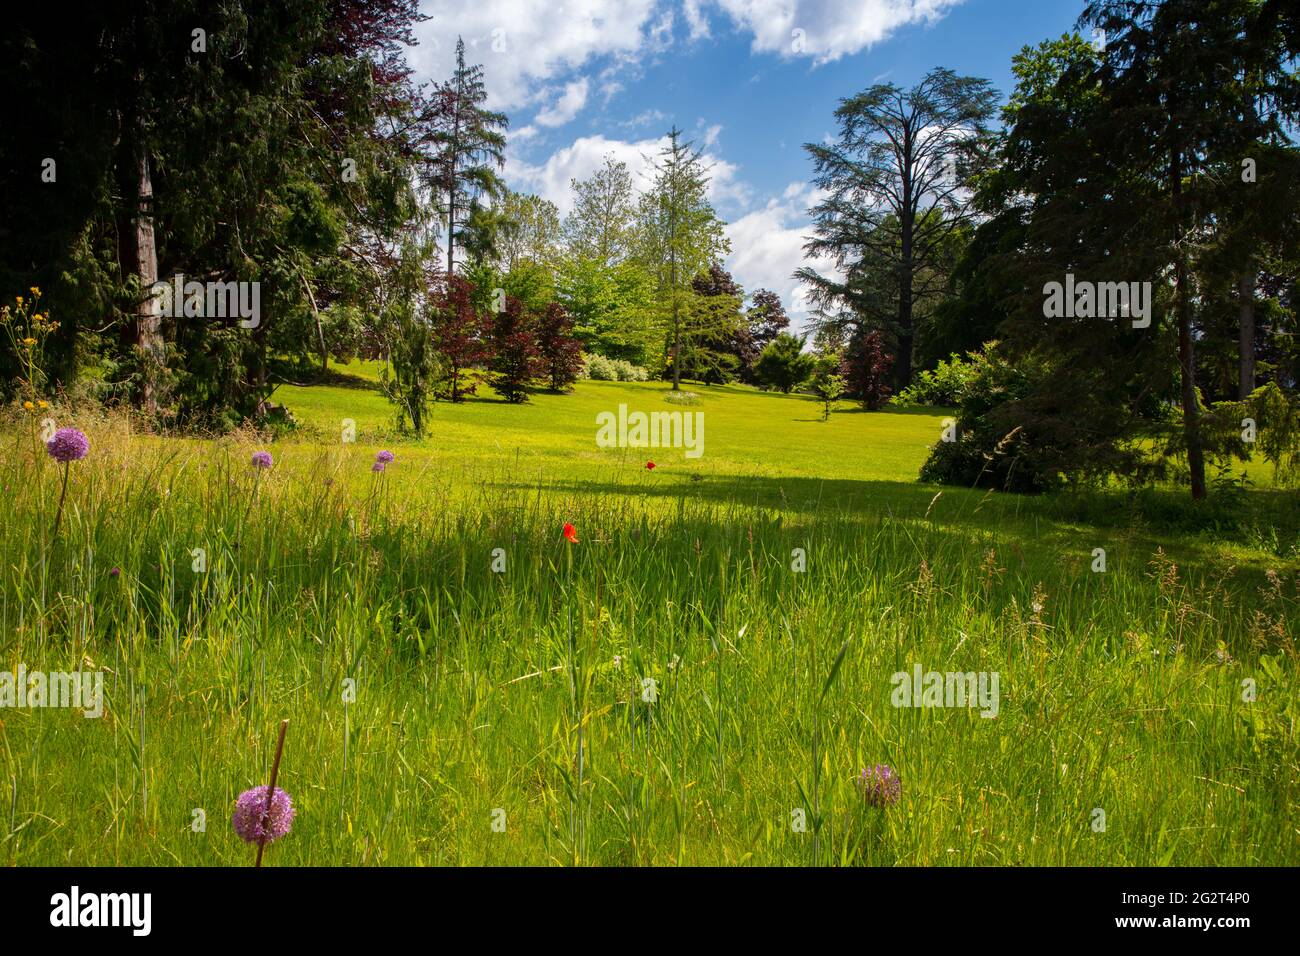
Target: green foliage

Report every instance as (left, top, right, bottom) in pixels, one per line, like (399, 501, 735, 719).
(918, 344, 1058, 493)
(1201, 383, 1300, 486)
(808, 355, 847, 422)
(755, 334, 815, 394)
(380, 249, 442, 435)
(634, 128, 731, 389)
(557, 257, 660, 366)
(896, 350, 983, 406)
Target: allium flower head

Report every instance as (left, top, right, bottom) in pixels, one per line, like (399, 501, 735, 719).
(108, 567, 121, 578)
(371, 461, 386, 473)
(251, 451, 273, 470)
(46, 428, 89, 463)
(232, 786, 295, 844)
(858, 764, 902, 808)
(375, 450, 395, 464)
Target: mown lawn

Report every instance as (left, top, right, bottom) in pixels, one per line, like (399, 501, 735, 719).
(0, 367, 1295, 865)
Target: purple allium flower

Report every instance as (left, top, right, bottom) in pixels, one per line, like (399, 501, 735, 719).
(375, 450, 395, 465)
(371, 461, 386, 473)
(108, 567, 121, 578)
(858, 764, 902, 808)
(232, 786, 295, 844)
(251, 450, 273, 470)
(46, 428, 89, 463)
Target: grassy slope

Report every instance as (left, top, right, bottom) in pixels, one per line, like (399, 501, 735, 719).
(1, 365, 1296, 865)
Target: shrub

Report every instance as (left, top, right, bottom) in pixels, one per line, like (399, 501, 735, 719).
(581, 352, 618, 380)
(841, 329, 893, 410)
(535, 303, 583, 392)
(489, 296, 539, 403)
(754, 334, 815, 393)
(580, 352, 648, 382)
(613, 359, 649, 382)
(918, 343, 1059, 493)
(896, 351, 981, 407)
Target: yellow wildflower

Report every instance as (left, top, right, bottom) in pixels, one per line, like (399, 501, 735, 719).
(29, 287, 40, 296)
(22, 401, 33, 411)
(37, 400, 48, 409)
(22, 337, 36, 347)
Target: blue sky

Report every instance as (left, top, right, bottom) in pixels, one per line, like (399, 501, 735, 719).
(408, 0, 1088, 326)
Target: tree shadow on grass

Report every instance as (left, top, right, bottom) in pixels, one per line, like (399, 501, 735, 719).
(489, 472, 1294, 580)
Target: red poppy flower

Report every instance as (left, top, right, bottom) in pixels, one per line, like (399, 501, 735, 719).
(562, 522, 579, 544)
(645, 461, 656, 470)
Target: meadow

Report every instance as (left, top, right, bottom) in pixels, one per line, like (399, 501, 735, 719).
(1, 368, 1296, 865)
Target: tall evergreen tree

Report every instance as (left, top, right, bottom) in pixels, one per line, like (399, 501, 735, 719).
(800, 68, 997, 389)
(635, 128, 730, 390)
(429, 38, 507, 277)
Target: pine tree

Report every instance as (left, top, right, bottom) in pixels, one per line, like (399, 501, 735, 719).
(636, 127, 730, 390)
(430, 38, 507, 277)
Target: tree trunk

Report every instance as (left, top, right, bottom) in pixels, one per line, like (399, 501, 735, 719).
(1237, 270, 1255, 400)
(670, 211, 680, 391)
(133, 123, 163, 415)
(1170, 144, 1206, 500)
(897, 167, 915, 391)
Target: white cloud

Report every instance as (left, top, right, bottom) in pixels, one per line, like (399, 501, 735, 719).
(408, 0, 659, 109)
(683, 0, 712, 40)
(619, 108, 669, 129)
(535, 78, 590, 127)
(725, 182, 839, 330)
(507, 131, 745, 217)
(706, 0, 963, 64)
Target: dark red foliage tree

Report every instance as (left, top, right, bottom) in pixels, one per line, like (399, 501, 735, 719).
(429, 274, 491, 402)
(842, 329, 894, 410)
(490, 295, 540, 403)
(535, 302, 583, 392)
(740, 287, 790, 384)
(747, 289, 790, 352)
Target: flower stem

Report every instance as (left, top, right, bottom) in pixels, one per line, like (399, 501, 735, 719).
(50, 461, 69, 539)
(255, 719, 290, 868)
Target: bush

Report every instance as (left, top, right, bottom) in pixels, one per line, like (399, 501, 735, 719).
(581, 352, 617, 380)
(918, 343, 1059, 493)
(613, 359, 648, 382)
(754, 334, 815, 393)
(841, 329, 893, 410)
(896, 350, 982, 407)
(579, 352, 648, 382)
